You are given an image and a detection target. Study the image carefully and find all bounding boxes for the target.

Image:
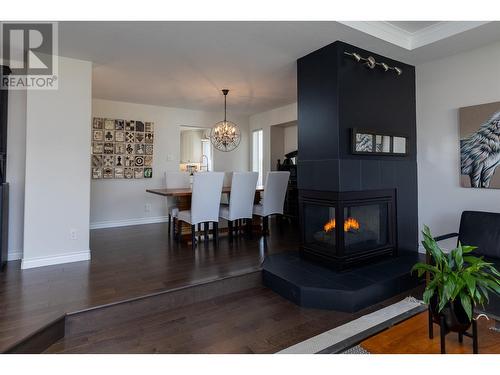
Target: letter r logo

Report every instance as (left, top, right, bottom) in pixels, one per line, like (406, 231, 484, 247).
(2, 23, 54, 75)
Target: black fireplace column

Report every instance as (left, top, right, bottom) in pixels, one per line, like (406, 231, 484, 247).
(297, 41, 418, 270)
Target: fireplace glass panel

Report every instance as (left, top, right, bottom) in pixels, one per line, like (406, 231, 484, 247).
(304, 203, 336, 250)
(343, 203, 389, 253)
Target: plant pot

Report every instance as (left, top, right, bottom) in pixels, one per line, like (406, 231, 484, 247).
(430, 296, 472, 333)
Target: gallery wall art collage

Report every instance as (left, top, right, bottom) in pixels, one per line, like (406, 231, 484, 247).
(91, 117, 154, 179)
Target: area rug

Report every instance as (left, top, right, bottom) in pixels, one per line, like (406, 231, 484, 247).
(277, 296, 426, 354)
(341, 345, 371, 354)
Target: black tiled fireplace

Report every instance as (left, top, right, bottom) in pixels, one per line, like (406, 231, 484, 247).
(296, 41, 418, 268)
(300, 189, 396, 270)
(262, 41, 420, 312)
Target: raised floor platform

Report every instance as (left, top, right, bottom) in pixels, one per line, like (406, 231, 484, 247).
(263, 251, 422, 313)
(0, 221, 299, 353)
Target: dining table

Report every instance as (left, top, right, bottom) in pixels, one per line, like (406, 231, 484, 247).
(146, 185, 264, 241)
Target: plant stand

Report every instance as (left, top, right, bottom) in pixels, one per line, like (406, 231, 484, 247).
(428, 305, 478, 354)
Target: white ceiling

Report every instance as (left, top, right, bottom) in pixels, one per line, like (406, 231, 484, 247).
(57, 21, 500, 115)
(387, 21, 439, 33)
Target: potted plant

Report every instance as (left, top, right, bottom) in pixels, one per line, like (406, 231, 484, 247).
(412, 226, 500, 333)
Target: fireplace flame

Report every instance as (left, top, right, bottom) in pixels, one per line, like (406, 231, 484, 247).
(324, 218, 336, 232)
(323, 217, 360, 232)
(344, 217, 360, 232)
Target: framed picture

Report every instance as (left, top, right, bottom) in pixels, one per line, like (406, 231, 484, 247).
(351, 128, 408, 156)
(91, 117, 154, 179)
(460, 101, 500, 188)
(354, 133, 373, 153)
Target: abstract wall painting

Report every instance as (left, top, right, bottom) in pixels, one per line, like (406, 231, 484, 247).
(91, 117, 154, 179)
(460, 101, 500, 189)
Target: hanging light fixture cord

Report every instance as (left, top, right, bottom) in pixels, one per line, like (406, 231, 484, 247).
(222, 89, 229, 122)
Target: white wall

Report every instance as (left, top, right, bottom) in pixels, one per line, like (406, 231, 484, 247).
(22, 56, 93, 269)
(284, 124, 298, 154)
(417, 41, 500, 249)
(249, 103, 297, 178)
(269, 122, 298, 170)
(270, 126, 284, 171)
(6, 89, 27, 260)
(91, 99, 249, 227)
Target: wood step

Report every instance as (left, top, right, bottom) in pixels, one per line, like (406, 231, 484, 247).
(5, 268, 262, 353)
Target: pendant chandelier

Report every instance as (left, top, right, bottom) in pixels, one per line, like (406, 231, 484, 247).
(210, 89, 241, 152)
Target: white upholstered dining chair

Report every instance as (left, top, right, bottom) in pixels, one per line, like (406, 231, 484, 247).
(177, 172, 224, 247)
(165, 171, 191, 234)
(253, 171, 290, 234)
(219, 172, 258, 239)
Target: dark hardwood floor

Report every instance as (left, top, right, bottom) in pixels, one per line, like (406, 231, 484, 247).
(44, 286, 423, 354)
(0, 221, 299, 352)
(44, 287, 347, 353)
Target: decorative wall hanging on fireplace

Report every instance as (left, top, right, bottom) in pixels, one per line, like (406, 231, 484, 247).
(91, 117, 154, 179)
(460, 101, 500, 189)
(352, 129, 408, 156)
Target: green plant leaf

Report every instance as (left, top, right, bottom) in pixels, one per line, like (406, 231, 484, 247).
(478, 285, 490, 304)
(462, 273, 476, 297)
(411, 263, 439, 278)
(421, 225, 444, 267)
(460, 291, 473, 321)
(423, 287, 435, 304)
(443, 275, 454, 300)
(454, 242, 464, 270)
(463, 255, 483, 265)
(461, 245, 477, 254)
(483, 279, 500, 294)
(438, 292, 448, 312)
(448, 251, 455, 270)
(487, 265, 500, 278)
(451, 274, 465, 299)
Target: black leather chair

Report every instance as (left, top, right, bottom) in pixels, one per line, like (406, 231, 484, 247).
(434, 211, 500, 318)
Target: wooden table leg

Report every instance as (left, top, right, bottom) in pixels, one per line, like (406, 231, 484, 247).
(251, 191, 263, 234)
(204, 222, 209, 242)
(177, 196, 193, 243)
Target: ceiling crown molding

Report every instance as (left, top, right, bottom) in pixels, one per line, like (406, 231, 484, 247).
(339, 21, 490, 50)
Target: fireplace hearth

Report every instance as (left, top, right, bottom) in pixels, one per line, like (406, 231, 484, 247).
(300, 189, 397, 270)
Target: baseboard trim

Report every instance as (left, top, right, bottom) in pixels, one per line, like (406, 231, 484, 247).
(90, 216, 169, 230)
(7, 250, 23, 261)
(21, 250, 91, 270)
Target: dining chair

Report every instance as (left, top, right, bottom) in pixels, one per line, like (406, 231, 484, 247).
(253, 171, 290, 234)
(177, 172, 224, 247)
(219, 172, 258, 240)
(165, 171, 191, 235)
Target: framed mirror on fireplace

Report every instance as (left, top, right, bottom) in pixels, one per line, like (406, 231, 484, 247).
(299, 189, 397, 270)
(351, 128, 408, 156)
